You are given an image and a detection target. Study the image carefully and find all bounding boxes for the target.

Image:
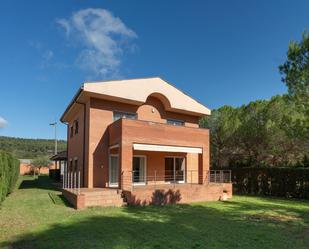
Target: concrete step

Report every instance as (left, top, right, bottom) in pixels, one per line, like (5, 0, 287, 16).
(85, 199, 124, 207)
(83, 190, 120, 197)
(85, 197, 123, 203)
(83, 189, 124, 207)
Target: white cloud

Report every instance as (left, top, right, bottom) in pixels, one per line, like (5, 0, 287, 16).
(56, 8, 137, 78)
(0, 116, 7, 128)
(42, 50, 54, 61)
(29, 41, 55, 68)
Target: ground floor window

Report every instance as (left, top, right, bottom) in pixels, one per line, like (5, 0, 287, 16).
(165, 157, 185, 183)
(133, 156, 146, 185)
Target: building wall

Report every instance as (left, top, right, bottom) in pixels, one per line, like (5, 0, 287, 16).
(67, 95, 207, 188)
(124, 183, 233, 205)
(116, 118, 209, 190)
(67, 103, 86, 186)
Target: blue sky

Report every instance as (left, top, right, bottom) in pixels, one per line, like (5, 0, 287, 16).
(0, 0, 308, 140)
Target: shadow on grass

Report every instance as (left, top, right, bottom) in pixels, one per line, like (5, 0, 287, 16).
(3, 199, 309, 249)
(48, 192, 72, 207)
(5, 177, 309, 249)
(19, 175, 55, 191)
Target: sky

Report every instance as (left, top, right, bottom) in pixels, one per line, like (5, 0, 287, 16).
(0, 0, 308, 140)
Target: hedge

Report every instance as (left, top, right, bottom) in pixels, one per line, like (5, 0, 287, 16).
(0, 150, 20, 204)
(231, 167, 309, 199)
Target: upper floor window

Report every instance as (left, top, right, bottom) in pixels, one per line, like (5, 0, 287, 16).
(70, 126, 74, 138)
(74, 120, 79, 134)
(167, 119, 184, 126)
(113, 111, 137, 122)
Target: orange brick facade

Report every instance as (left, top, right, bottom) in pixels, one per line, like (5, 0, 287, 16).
(63, 86, 232, 208)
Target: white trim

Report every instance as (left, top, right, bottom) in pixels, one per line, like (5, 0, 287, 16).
(109, 144, 119, 150)
(133, 143, 202, 154)
(132, 155, 147, 186)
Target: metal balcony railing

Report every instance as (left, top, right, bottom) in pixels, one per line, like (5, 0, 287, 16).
(121, 170, 231, 191)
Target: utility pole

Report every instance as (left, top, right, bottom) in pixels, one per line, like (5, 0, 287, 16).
(49, 121, 57, 155)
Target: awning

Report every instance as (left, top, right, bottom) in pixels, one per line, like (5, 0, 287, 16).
(133, 143, 202, 154)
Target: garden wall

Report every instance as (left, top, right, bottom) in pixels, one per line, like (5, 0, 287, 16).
(231, 167, 309, 199)
(0, 151, 19, 204)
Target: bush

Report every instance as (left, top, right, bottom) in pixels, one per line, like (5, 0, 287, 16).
(231, 167, 309, 199)
(0, 150, 20, 204)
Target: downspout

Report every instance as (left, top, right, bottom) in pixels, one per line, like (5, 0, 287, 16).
(76, 101, 86, 188)
(59, 121, 69, 188)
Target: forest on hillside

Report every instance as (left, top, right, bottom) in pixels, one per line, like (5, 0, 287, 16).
(0, 136, 66, 159)
(201, 30, 309, 168)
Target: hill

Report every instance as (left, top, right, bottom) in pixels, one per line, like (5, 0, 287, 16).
(0, 136, 67, 159)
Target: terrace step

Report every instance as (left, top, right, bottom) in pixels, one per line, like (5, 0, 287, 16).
(83, 189, 125, 207)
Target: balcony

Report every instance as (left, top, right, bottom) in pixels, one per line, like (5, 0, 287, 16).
(108, 118, 209, 149)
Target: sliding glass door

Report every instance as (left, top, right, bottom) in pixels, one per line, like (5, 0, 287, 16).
(165, 157, 185, 183)
(132, 156, 146, 185)
(109, 155, 119, 187)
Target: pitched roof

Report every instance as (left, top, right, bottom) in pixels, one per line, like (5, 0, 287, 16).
(61, 77, 210, 122)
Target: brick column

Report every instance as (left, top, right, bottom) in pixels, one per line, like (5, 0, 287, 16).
(119, 141, 133, 191)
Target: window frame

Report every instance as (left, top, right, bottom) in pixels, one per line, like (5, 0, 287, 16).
(166, 118, 185, 126)
(74, 120, 79, 135)
(132, 155, 147, 186)
(113, 111, 137, 122)
(70, 126, 74, 138)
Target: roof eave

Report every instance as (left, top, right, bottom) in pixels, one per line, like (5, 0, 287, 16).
(60, 86, 84, 123)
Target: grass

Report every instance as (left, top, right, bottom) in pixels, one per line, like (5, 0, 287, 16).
(0, 176, 309, 249)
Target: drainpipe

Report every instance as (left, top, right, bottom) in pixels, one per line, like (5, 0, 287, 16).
(76, 101, 86, 188)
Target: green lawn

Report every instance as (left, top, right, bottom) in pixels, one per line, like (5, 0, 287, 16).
(0, 176, 309, 249)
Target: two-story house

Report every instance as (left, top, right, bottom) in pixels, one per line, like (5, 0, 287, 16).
(60, 77, 232, 208)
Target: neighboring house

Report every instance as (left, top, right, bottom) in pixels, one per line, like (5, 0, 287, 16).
(50, 151, 68, 182)
(19, 159, 54, 175)
(60, 77, 232, 208)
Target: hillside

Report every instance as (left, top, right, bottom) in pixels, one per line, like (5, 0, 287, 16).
(0, 136, 67, 159)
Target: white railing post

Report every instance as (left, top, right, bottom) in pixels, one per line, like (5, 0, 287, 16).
(74, 171, 76, 190)
(70, 171, 73, 189)
(78, 170, 80, 194)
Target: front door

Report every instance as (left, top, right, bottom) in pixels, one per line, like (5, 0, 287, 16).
(109, 155, 119, 187)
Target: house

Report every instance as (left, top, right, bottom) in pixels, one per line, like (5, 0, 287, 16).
(60, 77, 232, 208)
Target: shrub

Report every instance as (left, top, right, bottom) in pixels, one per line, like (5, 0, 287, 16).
(0, 150, 20, 204)
(231, 167, 309, 199)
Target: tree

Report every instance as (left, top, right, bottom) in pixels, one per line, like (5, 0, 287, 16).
(200, 106, 241, 167)
(31, 156, 52, 176)
(279, 30, 309, 142)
